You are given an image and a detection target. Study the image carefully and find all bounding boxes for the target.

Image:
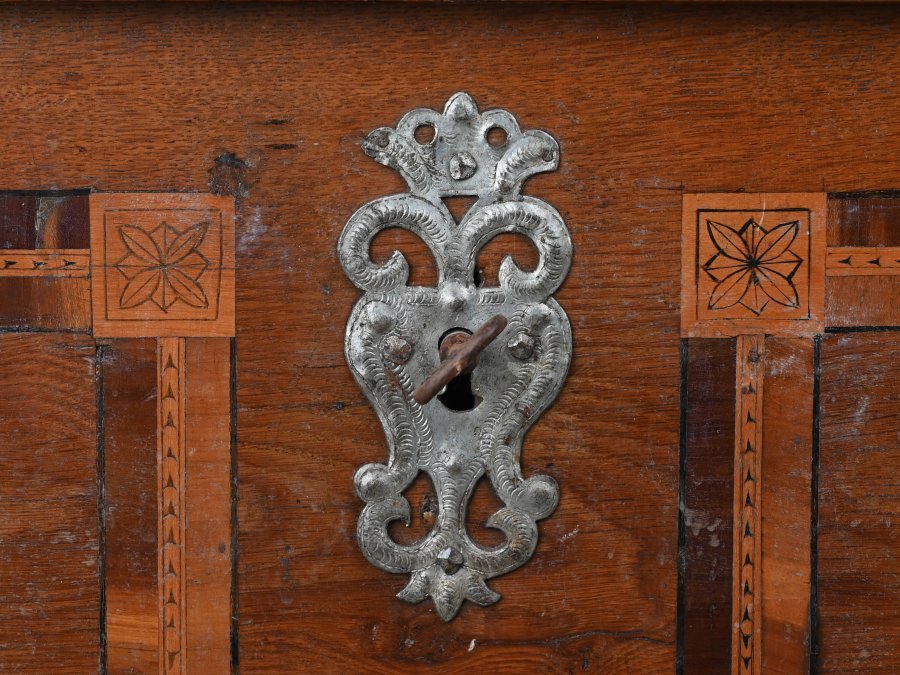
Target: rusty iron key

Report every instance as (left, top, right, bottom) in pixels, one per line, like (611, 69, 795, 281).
(412, 314, 508, 405)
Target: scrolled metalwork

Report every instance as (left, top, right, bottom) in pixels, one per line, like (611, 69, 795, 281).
(340, 92, 573, 621)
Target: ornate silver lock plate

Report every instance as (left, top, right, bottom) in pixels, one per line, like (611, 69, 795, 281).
(339, 92, 573, 621)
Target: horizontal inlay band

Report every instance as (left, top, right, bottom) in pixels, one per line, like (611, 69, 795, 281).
(826, 247, 900, 276)
(0, 249, 90, 277)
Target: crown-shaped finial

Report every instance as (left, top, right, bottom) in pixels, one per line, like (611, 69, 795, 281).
(362, 92, 559, 201)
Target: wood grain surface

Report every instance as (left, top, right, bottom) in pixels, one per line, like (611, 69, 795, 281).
(0, 2, 899, 672)
(759, 337, 813, 674)
(0, 334, 100, 671)
(183, 337, 233, 674)
(819, 332, 900, 674)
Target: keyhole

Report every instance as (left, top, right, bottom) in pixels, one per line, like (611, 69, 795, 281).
(438, 371, 476, 412)
(436, 328, 480, 412)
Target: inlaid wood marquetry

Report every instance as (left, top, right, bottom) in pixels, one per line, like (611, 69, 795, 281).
(158, 337, 186, 675)
(681, 192, 900, 673)
(90, 193, 235, 338)
(104, 337, 233, 674)
(682, 193, 826, 337)
(826, 247, 900, 275)
(0, 249, 90, 277)
(733, 334, 764, 675)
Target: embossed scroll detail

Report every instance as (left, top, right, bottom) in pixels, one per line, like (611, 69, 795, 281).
(339, 93, 572, 620)
(158, 337, 186, 674)
(734, 335, 764, 675)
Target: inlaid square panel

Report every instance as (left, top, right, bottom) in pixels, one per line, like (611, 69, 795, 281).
(91, 193, 235, 337)
(682, 193, 826, 337)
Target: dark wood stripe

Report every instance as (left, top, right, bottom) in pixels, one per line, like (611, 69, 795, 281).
(0, 195, 37, 249)
(51, 194, 91, 249)
(810, 337, 821, 674)
(680, 338, 736, 674)
(97, 344, 108, 674)
(230, 337, 240, 672)
(827, 195, 900, 247)
(103, 339, 159, 672)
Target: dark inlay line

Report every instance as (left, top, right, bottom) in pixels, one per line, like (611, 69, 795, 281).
(827, 189, 900, 200)
(0, 325, 91, 334)
(810, 337, 821, 675)
(825, 326, 900, 333)
(0, 188, 91, 197)
(96, 343, 108, 675)
(676, 338, 688, 675)
(229, 337, 240, 672)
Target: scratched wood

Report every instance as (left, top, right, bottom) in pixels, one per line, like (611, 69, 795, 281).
(819, 332, 900, 673)
(0, 334, 100, 671)
(0, 3, 899, 673)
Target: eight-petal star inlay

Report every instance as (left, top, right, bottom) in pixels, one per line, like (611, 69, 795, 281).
(702, 218, 803, 316)
(114, 221, 210, 312)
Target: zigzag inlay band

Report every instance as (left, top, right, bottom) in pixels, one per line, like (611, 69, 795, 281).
(158, 337, 186, 674)
(734, 334, 764, 675)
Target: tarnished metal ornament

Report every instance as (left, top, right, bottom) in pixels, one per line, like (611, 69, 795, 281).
(338, 92, 573, 621)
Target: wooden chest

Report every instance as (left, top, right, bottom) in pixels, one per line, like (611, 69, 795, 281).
(1, 3, 898, 673)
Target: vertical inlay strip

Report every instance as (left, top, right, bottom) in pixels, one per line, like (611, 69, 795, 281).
(158, 337, 186, 675)
(734, 334, 764, 675)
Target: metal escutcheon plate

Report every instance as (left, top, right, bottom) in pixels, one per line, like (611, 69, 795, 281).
(338, 92, 573, 621)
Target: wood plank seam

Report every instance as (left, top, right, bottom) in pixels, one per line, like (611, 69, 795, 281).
(734, 334, 764, 675)
(158, 337, 187, 675)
